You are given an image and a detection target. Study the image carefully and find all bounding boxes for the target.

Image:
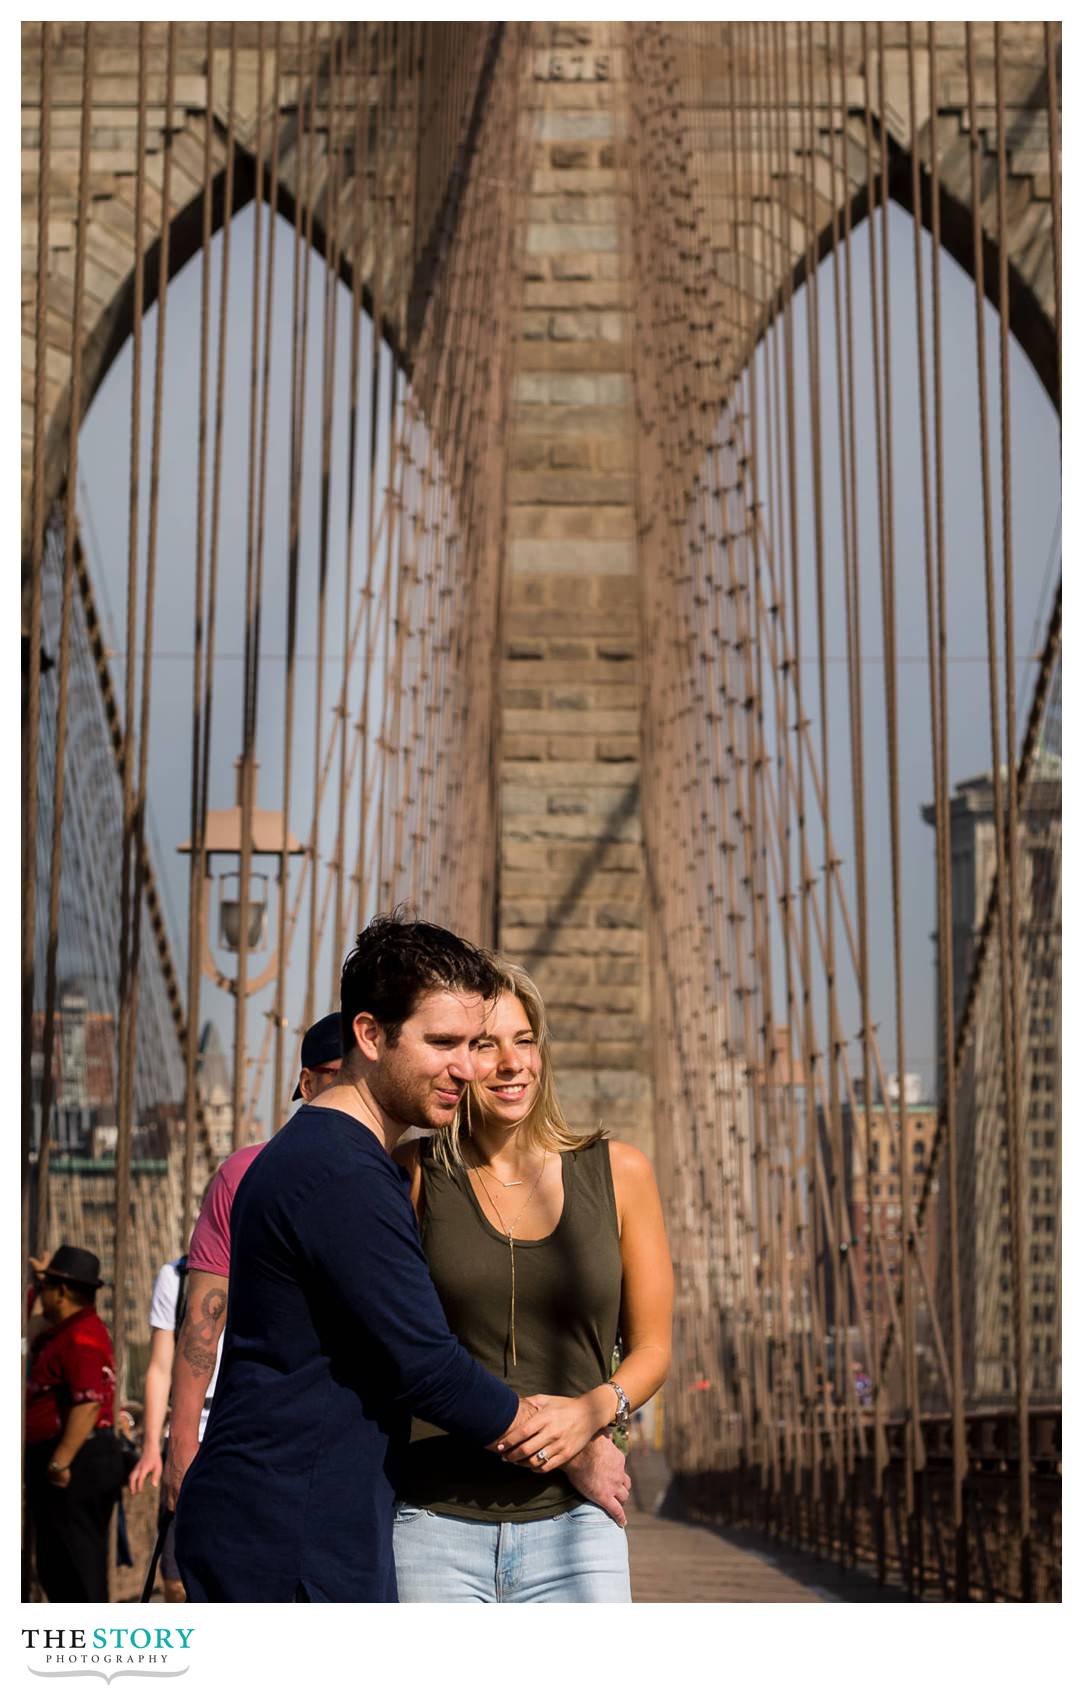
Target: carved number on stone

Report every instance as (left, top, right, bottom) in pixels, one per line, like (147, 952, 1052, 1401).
(540, 54, 610, 81)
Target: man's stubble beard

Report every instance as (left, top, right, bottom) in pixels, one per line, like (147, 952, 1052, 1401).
(365, 1048, 460, 1132)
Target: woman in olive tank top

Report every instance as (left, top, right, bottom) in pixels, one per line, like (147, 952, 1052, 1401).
(392, 957, 673, 1602)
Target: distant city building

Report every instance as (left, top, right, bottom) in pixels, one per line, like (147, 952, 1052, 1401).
(30, 986, 116, 1156)
(196, 1020, 235, 1159)
(922, 762, 1061, 1401)
(852, 1073, 925, 1108)
(844, 1100, 941, 1404)
(887, 1072, 924, 1107)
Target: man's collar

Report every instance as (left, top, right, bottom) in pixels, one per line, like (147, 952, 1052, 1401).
(41, 1303, 96, 1339)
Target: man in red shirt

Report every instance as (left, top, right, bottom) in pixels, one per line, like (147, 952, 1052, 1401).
(25, 1245, 124, 1601)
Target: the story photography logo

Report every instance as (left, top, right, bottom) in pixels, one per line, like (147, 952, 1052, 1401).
(21, 1624, 194, 1683)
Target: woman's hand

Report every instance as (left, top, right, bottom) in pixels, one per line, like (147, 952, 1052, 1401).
(128, 1446, 163, 1494)
(497, 1388, 616, 1474)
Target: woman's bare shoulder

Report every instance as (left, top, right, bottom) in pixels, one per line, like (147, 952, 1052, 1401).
(606, 1140, 657, 1184)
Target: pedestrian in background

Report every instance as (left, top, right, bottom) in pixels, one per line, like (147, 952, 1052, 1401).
(24, 1245, 130, 1602)
(128, 1254, 193, 1600)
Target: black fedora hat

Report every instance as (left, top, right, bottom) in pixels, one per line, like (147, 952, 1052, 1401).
(44, 1245, 106, 1290)
(292, 1011, 343, 1100)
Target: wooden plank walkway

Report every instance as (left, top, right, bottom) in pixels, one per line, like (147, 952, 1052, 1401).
(627, 1510, 830, 1603)
(623, 1444, 906, 1602)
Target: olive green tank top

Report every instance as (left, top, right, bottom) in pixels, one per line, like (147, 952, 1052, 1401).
(397, 1137, 622, 1522)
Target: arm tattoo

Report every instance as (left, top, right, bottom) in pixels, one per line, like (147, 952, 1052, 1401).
(180, 1287, 227, 1375)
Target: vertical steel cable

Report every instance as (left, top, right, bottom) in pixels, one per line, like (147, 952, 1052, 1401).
(876, 21, 924, 1584)
(918, 19, 970, 1598)
(918, 23, 965, 1591)
(748, 16, 799, 1502)
(740, 29, 782, 1498)
(763, 18, 815, 1499)
(964, 34, 1025, 1583)
(114, 22, 176, 1399)
(710, 23, 768, 1489)
(836, 22, 889, 1547)
(823, 21, 873, 1521)
(232, 22, 269, 1148)
(860, 23, 916, 1579)
(778, 20, 833, 1517)
(23, 21, 54, 1513)
(203, 24, 237, 1143)
(994, 21, 1031, 1597)
(375, 26, 412, 913)
(722, 21, 780, 1492)
(34, 23, 95, 1255)
(272, 21, 314, 1124)
(181, 26, 217, 1241)
(113, 22, 147, 1286)
(333, 30, 369, 976)
(305, 25, 345, 1026)
(245, 26, 283, 1133)
(355, 22, 388, 936)
(24, 20, 53, 1270)
(800, 21, 852, 1528)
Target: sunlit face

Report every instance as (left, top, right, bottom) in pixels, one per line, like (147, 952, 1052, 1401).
(363, 988, 489, 1131)
(471, 993, 541, 1129)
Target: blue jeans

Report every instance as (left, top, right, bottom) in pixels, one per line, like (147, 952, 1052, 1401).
(392, 1500, 631, 1603)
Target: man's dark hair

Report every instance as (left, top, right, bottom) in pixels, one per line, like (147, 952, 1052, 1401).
(65, 1280, 97, 1306)
(340, 907, 502, 1052)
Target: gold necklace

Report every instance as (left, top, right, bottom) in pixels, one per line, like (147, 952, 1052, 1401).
(469, 1149, 547, 1368)
(473, 1148, 530, 1188)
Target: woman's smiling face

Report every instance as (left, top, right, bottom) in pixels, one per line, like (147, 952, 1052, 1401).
(471, 993, 541, 1129)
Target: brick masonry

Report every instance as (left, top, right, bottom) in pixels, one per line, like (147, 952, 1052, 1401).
(23, 24, 1059, 549)
(497, 22, 654, 1158)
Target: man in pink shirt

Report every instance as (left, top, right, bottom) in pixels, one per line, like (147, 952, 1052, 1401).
(162, 1014, 343, 1511)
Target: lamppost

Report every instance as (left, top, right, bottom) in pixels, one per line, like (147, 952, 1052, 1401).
(179, 761, 303, 1149)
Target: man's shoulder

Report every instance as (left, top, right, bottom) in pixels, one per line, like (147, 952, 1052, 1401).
(273, 1106, 392, 1166)
(214, 1140, 266, 1195)
(69, 1311, 112, 1353)
(239, 1109, 395, 1207)
(150, 1260, 181, 1303)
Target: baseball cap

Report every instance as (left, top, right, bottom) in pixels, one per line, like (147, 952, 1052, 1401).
(292, 1012, 343, 1099)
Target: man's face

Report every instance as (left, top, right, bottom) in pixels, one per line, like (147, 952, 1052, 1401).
(364, 988, 488, 1131)
(299, 1057, 342, 1102)
(39, 1275, 64, 1324)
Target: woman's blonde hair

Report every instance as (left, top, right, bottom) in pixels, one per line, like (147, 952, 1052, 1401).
(428, 953, 604, 1174)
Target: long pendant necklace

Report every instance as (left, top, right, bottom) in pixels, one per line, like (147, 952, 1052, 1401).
(469, 1149, 547, 1368)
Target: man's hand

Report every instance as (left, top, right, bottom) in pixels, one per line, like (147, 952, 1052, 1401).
(486, 1396, 542, 1453)
(129, 1446, 163, 1494)
(162, 1432, 198, 1513)
(47, 1461, 72, 1491)
(562, 1434, 631, 1528)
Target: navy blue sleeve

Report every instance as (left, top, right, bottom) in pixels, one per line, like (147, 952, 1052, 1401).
(296, 1157, 519, 1445)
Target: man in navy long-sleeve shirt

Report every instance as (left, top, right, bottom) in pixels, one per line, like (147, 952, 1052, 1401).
(175, 914, 531, 1602)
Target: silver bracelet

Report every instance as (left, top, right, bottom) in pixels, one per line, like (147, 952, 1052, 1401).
(607, 1379, 630, 1428)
